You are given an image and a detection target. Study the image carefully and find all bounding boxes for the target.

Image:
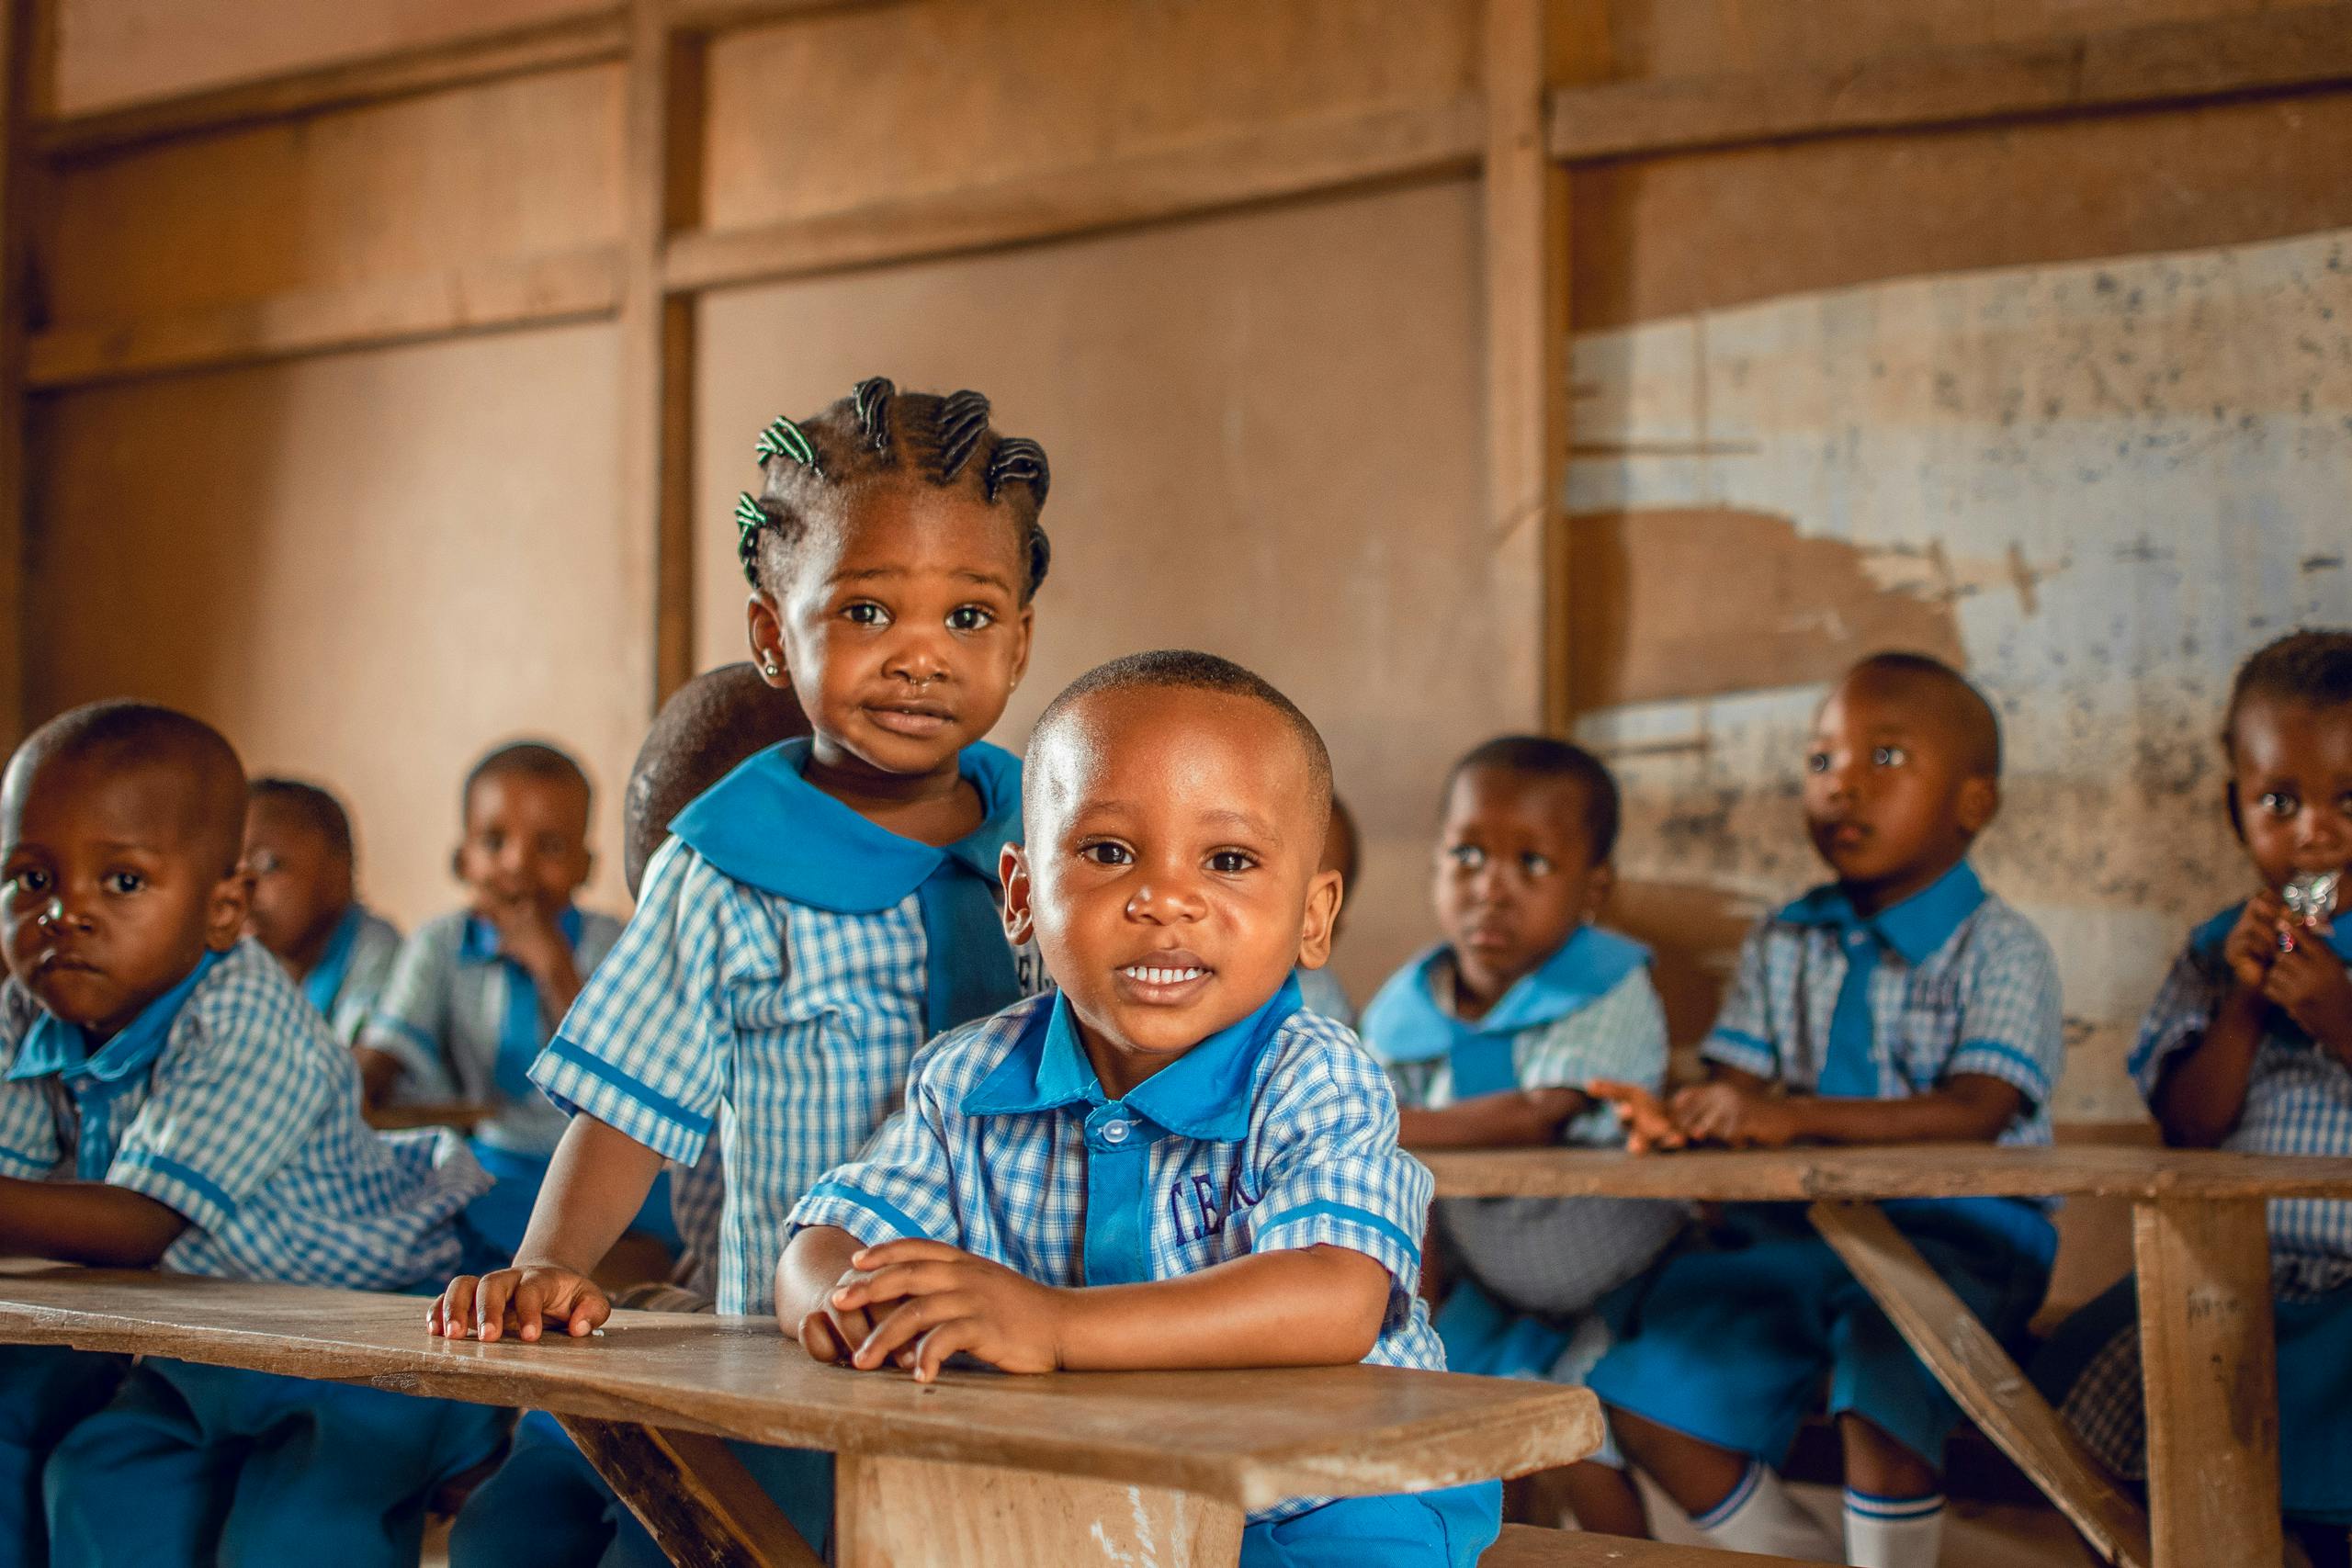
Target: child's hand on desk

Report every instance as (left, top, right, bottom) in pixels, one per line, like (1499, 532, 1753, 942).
(428, 1264, 610, 1343)
(795, 1263, 882, 1369)
(2224, 891, 2289, 989)
(2264, 939, 2352, 1061)
(1589, 1080, 1685, 1154)
(825, 1239, 1067, 1382)
(1667, 1082, 1801, 1149)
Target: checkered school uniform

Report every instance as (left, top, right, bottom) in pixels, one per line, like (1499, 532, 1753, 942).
(2040, 907, 2352, 1521)
(788, 982, 1501, 1561)
(304, 903, 402, 1045)
(1588, 861, 2067, 1468)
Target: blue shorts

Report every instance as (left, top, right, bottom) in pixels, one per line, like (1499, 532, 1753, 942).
(0, 1346, 126, 1568)
(1242, 1483, 1501, 1568)
(1588, 1199, 2052, 1470)
(465, 1140, 681, 1259)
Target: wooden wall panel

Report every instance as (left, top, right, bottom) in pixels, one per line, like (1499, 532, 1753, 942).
(699, 0, 1477, 234)
(48, 0, 606, 117)
(43, 63, 622, 327)
(25, 325, 639, 928)
(692, 181, 1495, 1000)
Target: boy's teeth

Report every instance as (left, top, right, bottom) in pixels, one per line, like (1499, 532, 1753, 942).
(1125, 964, 1204, 984)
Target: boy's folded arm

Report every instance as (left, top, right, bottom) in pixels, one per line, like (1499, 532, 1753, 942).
(1398, 1088, 1589, 1149)
(514, 1114, 668, 1274)
(1055, 1246, 1390, 1371)
(1773, 1072, 2024, 1145)
(0, 1175, 188, 1267)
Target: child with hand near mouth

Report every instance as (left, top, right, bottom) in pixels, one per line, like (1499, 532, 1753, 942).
(779, 650, 1502, 1568)
(1586, 652, 2066, 1567)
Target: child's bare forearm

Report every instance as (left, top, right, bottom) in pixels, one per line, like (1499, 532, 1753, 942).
(351, 1044, 405, 1107)
(1056, 1246, 1389, 1371)
(531, 957, 584, 1022)
(1398, 1088, 1589, 1149)
(514, 1116, 666, 1273)
(2151, 990, 2266, 1147)
(0, 1177, 187, 1267)
(1781, 1074, 2023, 1145)
(775, 1225, 865, 1334)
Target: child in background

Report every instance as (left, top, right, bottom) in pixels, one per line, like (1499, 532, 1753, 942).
(1359, 736, 1684, 1535)
(243, 777, 401, 1043)
(2036, 629, 2352, 1568)
(432, 381, 1055, 1559)
(1295, 794, 1360, 1025)
(0, 702, 498, 1568)
(360, 741, 639, 1258)
(780, 650, 1501, 1567)
(1587, 652, 2065, 1567)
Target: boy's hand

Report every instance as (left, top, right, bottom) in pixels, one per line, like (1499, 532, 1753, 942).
(2225, 891, 2289, 988)
(1668, 1081, 1802, 1148)
(2264, 941, 2352, 1061)
(477, 896, 573, 986)
(795, 1259, 884, 1368)
(825, 1239, 1069, 1382)
(428, 1264, 609, 1343)
(1589, 1080, 1686, 1154)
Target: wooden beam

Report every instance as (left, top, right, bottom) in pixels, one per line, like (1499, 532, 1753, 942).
(24, 247, 621, 389)
(662, 96, 1482, 295)
(835, 1453, 1243, 1568)
(1549, 3, 2352, 163)
(0, 0, 32, 744)
(665, 0, 888, 37)
(558, 1416, 823, 1568)
(1481, 0, 1569, 734)
(34, 11, 628, 163)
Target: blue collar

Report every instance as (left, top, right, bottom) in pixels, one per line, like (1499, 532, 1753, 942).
(301, 902, 368, 1012)
(459, 905, 584, 964)
(668, 738, 1024, 914)
(6, 949, 224, 1092)
(1360, 925, 1651, 1065)
(1780, 860, 1985, 965)
(962, 977, 1304, 1142)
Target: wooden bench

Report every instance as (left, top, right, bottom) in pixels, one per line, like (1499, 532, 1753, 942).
(1422, 1143, 2352, 1568)
(1480, 1523, 1817, 1564)
(0, 1267, 1601, 1568)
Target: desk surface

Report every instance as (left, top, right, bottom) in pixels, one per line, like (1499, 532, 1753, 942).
(1419, 1143, 2352, 1201)
(0, 1269, 1597, 1512)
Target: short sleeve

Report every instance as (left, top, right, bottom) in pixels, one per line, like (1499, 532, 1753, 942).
(1700, 923, 1781, 1079)
(0, 989, 62, 1177)
(360, 922, 456, 1093)
(108, 961, 335, 1234)
(329, 919, 401, 1044)
(1246, 1026, 1431, 1306)
(784, 1050, 961, 1248)
(528, 840, 742, 1165)
(1942, 919, 2066, 1108)
(1518, 967, 1669, 1094)
(1384, 1057, 1440, 1110)
(2127, 941, 2230, 1104)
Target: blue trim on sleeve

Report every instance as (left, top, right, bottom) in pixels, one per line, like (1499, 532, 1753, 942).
(797, 1179, 935, 1246)
(1711, 1027, 1773, 1054)
(537, 1036, 715, 1137)
(1254, 1198, 1422, 1265)
(0, 1142, 51, 1177)
(116, 1149, 239, 1220)
(1950, 1038, 2052, 1096)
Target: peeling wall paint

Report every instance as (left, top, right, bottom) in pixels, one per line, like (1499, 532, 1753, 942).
(1568, 228, 2352, 1120)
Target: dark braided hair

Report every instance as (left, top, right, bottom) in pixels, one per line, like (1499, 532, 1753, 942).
(735, 378, 1053, 602)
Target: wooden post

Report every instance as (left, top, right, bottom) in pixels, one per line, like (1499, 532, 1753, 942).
(2132, 1197, 2283, 1568)
(619, 0, 703, 714)
(558, 1416, 823, 1568)
(834, 1452, 1245, 1568)
(0, 0, 36, 745)
(1480, 0, 1570, 734)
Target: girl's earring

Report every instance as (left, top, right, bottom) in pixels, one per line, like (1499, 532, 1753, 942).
(763, 660, 782, 678)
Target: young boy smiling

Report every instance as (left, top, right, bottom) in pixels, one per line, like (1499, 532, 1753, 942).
(778, 649, 1502, 1567)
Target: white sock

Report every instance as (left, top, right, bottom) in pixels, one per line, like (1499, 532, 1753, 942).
(1843, 1488, 1944, 1568)
(1688, 1461, 1841, 1561)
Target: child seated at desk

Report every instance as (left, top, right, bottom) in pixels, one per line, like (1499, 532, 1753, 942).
(359, 740, 646, 1258)
(779, 649, 1503, 1568)
(242, 777, 401, 1043)
(2036, 628, 2352, 1568)
(1357, 736, 1685, 1535)
(0, 702, 499, 1568)
(1588, 652, 2066, 1567)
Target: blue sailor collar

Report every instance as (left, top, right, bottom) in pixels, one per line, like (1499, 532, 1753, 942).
(459, 904, 584, 964)
(2190, 899, 2352, 966)
(1781, 859, 1985, 966)
(7, 949, 224, 1093)
(301, 902, 368, 1014)
(668, 738, 1024, 914)
(1362, 924, 1651, 1065)
(962, 976, 1304, 1142)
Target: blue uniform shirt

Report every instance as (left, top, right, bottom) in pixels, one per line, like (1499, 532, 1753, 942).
(532, 739, 1042, 1315)
(787, 980, 1443, 1526)
(0, 939, 490, 1289)
(301, 903, 402, 1045)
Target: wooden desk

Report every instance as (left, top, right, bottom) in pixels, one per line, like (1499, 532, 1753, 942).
(0, 1269, 1600, 1568)
(1422, 1144, 2352, 1568)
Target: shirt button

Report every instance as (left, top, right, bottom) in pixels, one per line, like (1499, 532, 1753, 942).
(1102, 1120, 1131, 1145)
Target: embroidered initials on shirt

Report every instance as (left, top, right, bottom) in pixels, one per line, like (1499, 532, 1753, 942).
(1170, 1164, 1261, 1245)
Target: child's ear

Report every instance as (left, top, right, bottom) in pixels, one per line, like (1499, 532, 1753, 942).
(205, 863, 251, 953)
(1957, 775, 1999, 837)
(449, 845, 466, 886)
(1295, 868, 1344, 969)
(1007, 604, 1035, 695)
(1583, 863, 1616, 924)
(1000, 843, 1035, 947)
(746, 593, 790, 689)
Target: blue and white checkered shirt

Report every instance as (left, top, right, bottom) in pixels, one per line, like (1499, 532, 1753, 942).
(2130, 905, 2352, 1297)
(0, 939, 490, 1289)
(787, 982, 1444, 1525)
(1701, 861, 2064, 1147)
(316, 906, 402, 1046)
(532, 837, 1048, 1315)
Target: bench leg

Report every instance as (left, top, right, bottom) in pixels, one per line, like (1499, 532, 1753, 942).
(557, 1415, 823, 1568)
(1808, 1201, 2153, 1568)
(834, 1452, 1247, 1568)
(2132, 1197, 2282, 1568)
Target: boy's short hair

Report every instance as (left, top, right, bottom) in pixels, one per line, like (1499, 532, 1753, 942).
(1447, 735, 1621, 863)
(249, 777, 356, 865)
(12, 700, 246, 876)
(2225, 629, 2352, 750)
(622, 664, 810, 896)
(1847, 650, 2002, 780)
(1029, 649, 1332, 817)
(463, 740, 592, 818)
